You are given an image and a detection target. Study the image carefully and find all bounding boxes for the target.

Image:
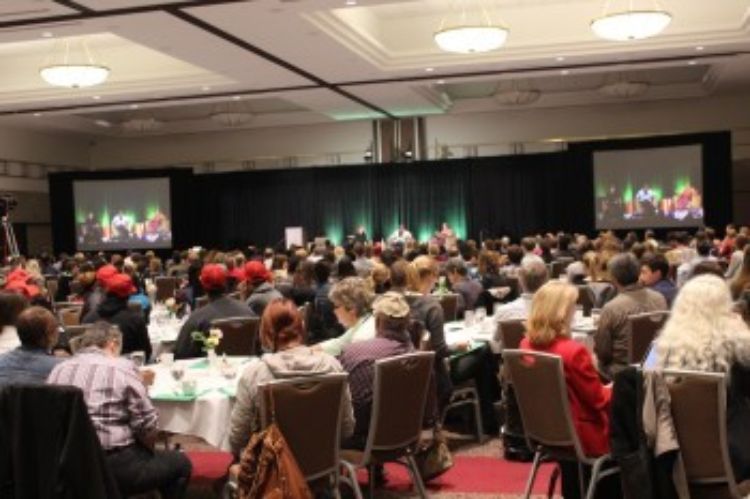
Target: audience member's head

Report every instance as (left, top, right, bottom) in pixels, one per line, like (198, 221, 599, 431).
(691, 261, 724, 280)
(608, 253, 640, 288)
(337, 257, 357, 280)
(16, 306, 58, 350)
(389, 260, 417, 292)
(313, 260, 331, 286)
(526, 281, 578, 348)
(444, 257, 468, 284)
(329, 277, 374, 326)
(199, 263, 227, 297)
(696, 239, 713, 257)
(369, 263, 391, 294)
(104, 273, 136, 300)
(260, 299, 304, 353)
(411, 256, 439, 292)
(95, 264, 118, 287)
(244, 261, 271, 286)
(76, 322, 123, 356)
(519, 256, 549, 294)
(0, 290, 30, 329)
(372, 291, 410, 341)
(506, 245, 524, 265)
(565, 261, 588, 285)
(639, 253, 670, 286)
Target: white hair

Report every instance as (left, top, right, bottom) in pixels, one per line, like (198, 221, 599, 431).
(656, 274, 750, 373)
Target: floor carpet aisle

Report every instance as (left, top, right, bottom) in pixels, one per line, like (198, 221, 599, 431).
(183, 435, 562, 498)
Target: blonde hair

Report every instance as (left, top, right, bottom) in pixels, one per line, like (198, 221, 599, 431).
(526, 281, 578, 347)
(411, 256, 438, 290)
(656, 274, 750, 373)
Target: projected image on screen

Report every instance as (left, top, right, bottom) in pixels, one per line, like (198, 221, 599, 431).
(594, 145, 704, 230)
(74, 178, 172, 250)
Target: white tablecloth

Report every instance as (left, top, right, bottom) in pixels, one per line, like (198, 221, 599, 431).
(148, 312, 186, 359)
(150, 356, 256, 449)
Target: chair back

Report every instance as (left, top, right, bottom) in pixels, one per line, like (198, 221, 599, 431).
(503, 349, 585, 460)
(363, 352, 435, 459)
(576, 285, 595, 317)
(127, 301, 143, 317)
(298, 302, 312, 338)
(196, 295, 209, 309)
(498, 319, 526, 349)
(259, 374, 348, 481)
(57, 306, 83, 327)
(550, 260, 569, 279)
(211, 316, 260, 356)
(155, 277, 178, 302)
(627, 311, 668, 363)
(439, 293, 459, 322)
(663, 369, 739, 498)
(45, 278, 59, 302)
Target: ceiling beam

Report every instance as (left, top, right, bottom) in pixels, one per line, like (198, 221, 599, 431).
(166, 8, 396, 119)
(52, 0, 94, 14)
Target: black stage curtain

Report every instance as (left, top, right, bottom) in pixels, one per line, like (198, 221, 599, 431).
(48, 132, 732, 253)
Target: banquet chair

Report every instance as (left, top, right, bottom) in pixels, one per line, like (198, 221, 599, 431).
(503, 350, 619, 499)
(57, 305, 83, 327)
(576, 286, 596, 317)
(155, 276, 178, 303)
(497, 320, 531, 458)
(195, 296, 209, 309)
(439, 293, 459, 322)
(224, 373, 349, 498)
(340, 352, 435, 499)
(211, 316, 261, 356)
(127, 300, 143, 318)
(45, 277, 58, 303)
(627, 311, 669, 364)
(443, 348, 484, 442)
(55, 325, 89, 354)
(498, 319, 526, 350)
(663, 369, 745, 499)
(550, 260, 571, 280)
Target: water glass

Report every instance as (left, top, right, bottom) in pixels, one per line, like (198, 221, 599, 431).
(130, 351, 146, 368)
(159, 353, 174, 367)
(463, 310, 475, 327)
(474, 307, 486, 324)
(591, 308, 602, 327)
(170, 364, 185, 382)
(181, 379, 197, 396)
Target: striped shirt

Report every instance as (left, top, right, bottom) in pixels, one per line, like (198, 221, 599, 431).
(47, 347, 158, 450)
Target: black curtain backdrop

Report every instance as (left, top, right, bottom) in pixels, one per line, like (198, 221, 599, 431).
(48, 132, 732, 253)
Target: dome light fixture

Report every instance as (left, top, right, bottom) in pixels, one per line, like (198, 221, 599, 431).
(40, 37, 110, 88)
(591, 1, 672, 41)
(434, 0, 508, 54)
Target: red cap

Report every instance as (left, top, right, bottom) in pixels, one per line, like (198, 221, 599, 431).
(229, 266, 246, 283)
(244, 261, 270, 284)
(4, 280, 40, 299)
(104, 273, 136, 299)
(6, 268, 30, 284)
(200, 264, 228, 291)
(96, 264, 118, 286)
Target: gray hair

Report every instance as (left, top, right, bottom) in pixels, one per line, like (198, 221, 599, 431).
(519, 255, 549, 294)
(608, 253, 640, 287)
(329, 277, 374, 316)
(74, 322, 123, 352)
(444, 257, 468, 276)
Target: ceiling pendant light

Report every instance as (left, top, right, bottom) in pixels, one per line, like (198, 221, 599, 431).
(591, 0, 672, 41)
(434, 0, 508, 54)
(40, 37, 110, 88)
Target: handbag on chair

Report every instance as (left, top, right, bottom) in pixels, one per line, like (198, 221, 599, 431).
(236, 387, 313, 499)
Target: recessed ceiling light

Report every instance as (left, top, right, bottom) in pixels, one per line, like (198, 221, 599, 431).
(94, 119, 112, 128)
(425, 67, 435, 72)
(201, 86, 211, 92)
(696, 46, 704, 51)
(556, 56, 565, 62)
(92, 95, 101, 100)
(561, 70, 570, 75)
(232, 95, 242, 101)
(688, 60, 697, 65)
(345, 0, 357, 5)
(436, 79, 445, 85)
(32, 113, 42, 117)
(41, 32, 53, 38)
(129, 104, 139, 109)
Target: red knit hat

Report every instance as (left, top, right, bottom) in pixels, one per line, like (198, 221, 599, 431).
(104, 273, 136, 298)
(96, 264, 118, 286)
(200, 264, 228, 291)
(244, 261, 271, 284)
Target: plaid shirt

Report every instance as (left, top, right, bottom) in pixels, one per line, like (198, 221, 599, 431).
(47, 347, 158, 450)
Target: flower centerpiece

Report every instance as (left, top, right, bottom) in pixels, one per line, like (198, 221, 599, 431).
(164, 297, 178, 318)
(191, 328, 223, 366)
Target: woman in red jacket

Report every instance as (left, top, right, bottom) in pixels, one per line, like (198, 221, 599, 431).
(520, 280, 614, 498)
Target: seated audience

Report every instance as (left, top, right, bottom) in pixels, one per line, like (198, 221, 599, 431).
(639, 253, 677, 307)
(368, 262, 391, 294)
(731, 247, 750, 301)
(317, 277, 375, 356)
(228, 299, 354, 456)
(174, 264, 256, 359)
(594, 253, 667, 379)
(340, 292, 414, 448)
(726, 234, 748, 280)
(0, 291, 27, 354)
(81, 263, 117, 319)
(244, 261, 283, 316)
(0, 306, 61, 385)
(352, 242, 374, 278)
(48, 324, 192, 499)
(520, 281, 613, 498)
(655, 274, 750, 481)
(445, 257, 483, 315)
(676, 239, 716, 288)
(82, 273, 152, 359)
(495, 256, 549, 322)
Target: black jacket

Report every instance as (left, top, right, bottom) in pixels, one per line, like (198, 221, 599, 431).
(0, 384, 120, 499)
(174, 295, 256, 359)
(83, 294, 152, 359)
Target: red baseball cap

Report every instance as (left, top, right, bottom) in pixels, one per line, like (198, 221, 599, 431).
(200, 264, 228, 291)
(6, 268, 30, 284)
(244, 261, 270, 283)
(96, 264, 118, 286)
(229, 266, 246, 283)
(104, 273, 136, 299)
(4, 280, 40, 298)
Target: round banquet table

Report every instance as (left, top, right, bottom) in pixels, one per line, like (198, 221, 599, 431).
(149, 356, 255, 450)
